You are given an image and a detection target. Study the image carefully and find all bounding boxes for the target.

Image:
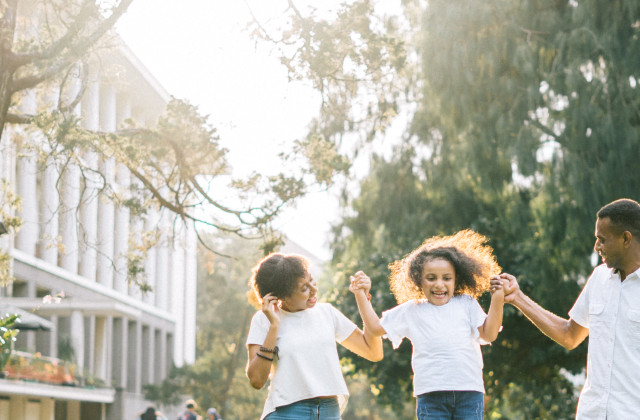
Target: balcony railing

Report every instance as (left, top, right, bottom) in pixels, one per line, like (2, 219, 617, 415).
(3, 350, 77, 386)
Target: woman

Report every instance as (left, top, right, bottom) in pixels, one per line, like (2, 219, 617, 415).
(245, 253, 382, 420)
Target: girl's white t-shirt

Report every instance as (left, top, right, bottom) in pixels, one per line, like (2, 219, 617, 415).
(246, 302, 358, 420)
(380, 295, 488, 396)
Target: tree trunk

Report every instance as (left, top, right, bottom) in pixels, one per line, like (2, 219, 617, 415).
(0, 0, 18, 138)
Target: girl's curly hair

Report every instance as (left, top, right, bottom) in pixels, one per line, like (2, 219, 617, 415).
(389, 230, 501, 303)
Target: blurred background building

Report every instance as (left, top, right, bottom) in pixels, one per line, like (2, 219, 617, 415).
(0, 11, 197, 420)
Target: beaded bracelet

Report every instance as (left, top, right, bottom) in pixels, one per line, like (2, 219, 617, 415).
(260, 345, 278, 355)
(256, 353, 273, 362)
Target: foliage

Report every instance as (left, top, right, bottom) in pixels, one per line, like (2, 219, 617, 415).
(0, 314, 19, 371)
(1, 0, 308, 291)
(0, 180, 22, 286)
(142, 365, 189, 407)
(255, 0, 640, 417)
(0, 0, 135, 136)
(144, 235, 267, 419)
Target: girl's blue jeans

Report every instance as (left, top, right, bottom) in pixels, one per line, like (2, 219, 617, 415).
(264, 397, 340, 420)
(417, 391, 484, 420)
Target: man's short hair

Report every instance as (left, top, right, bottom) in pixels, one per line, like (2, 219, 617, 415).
(597, 198, 640, 239)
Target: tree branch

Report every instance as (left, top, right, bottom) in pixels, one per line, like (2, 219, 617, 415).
(13, 0, 134, 68)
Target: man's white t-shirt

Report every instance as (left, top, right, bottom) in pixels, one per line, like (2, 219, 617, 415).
(569, 264, 640, 420)
(246, 302, 358, 420)
(380, 295, 488, 396)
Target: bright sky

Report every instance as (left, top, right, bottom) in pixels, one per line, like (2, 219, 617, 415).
(117, 0, 343, 260)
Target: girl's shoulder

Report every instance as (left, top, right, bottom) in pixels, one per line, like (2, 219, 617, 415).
(384, 299, 422, 315)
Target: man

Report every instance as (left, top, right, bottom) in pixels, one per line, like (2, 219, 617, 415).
(206, 408, 221, 420)
(177, 399, 200, 420)
(494, 198, 640, 419)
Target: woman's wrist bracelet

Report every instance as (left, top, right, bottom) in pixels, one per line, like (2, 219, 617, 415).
(256, 352, 273, 362)
(260, 345, 278, 354)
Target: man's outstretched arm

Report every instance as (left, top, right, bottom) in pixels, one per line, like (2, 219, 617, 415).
(493, 273, 589, 350)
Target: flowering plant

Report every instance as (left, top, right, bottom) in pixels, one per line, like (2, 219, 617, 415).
(0, 314, 19, 372)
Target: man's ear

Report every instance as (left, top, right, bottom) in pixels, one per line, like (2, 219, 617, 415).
(622, 230, 633, 247)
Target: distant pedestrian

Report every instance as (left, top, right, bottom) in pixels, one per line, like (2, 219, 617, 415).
(137, 406, 167, 420)
(206, 407, 222, 420)
(177, 399, 201, 420)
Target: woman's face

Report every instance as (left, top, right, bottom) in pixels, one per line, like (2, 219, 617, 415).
(280, 272, 318, 312)
(420, 257, 456, 306)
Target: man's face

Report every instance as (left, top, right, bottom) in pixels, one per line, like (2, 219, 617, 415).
(594, 217, 626, 270)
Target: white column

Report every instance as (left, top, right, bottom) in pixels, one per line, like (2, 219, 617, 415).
(87, 315, 96, 375)
(157, 329, 167, 380)
(113, 94, 131, 294)
(171, 224, 186, 365)
(59, 162, 80, 272)
(49, 315, 58, 358)
(15, 152, 38, 255)
(59, 65, 82, 273)
(144, 326, 155, 385)
(67, 401, 81, 420)
(128, 203, 144, 299)
(15, 90, 38, 255)
(113, 317, 128, 389)
(39, 396, 54, 420)
(143, 208, 159, 305)
(113, 161, 130, 294)
(39, 159, 59, 264)
(155, 210, 170, 310)
(79, 72, 100, 281)
(97, 83, 116, 288)
(183, 222, 198, 365)
(94, 316, 110, 381)
(133, 320, 142, 393)
(70, 310, 85, 374)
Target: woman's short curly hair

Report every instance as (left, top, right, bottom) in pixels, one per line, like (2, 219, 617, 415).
(249, 253, 309, 305)
(389, 229, 501, 303)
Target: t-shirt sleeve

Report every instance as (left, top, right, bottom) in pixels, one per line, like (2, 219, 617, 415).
(246, 311, 269, 346)
(329, 304, 358, 343)
(467, 296, 489, 344)
(380, 302, 411, 349)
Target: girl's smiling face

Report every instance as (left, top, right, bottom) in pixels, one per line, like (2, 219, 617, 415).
(280, 272, 318, 312)
(420, 258, 456, 306)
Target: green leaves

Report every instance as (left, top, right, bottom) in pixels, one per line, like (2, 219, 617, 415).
(267, 1, 640, 417)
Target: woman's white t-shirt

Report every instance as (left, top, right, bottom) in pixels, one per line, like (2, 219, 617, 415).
(246, 302, 358, 420)
(380, 295, 488, 396)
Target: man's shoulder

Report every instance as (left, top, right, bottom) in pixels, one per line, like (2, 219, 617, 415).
(588, 264, 615, 284)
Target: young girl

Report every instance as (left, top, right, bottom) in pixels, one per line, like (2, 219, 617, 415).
(350, 230, 505, 420)
(245, 253, 382, 420)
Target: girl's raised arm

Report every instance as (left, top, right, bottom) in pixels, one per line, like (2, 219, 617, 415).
(340, 271, 385, 361)
(478, 277, 505, 342)
(350, 271, 387, 333)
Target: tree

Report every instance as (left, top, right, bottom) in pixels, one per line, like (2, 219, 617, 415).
(143, 235, 266, 419)
(1, 1, 306, 288)
(0, 0, 134, 136)
(253, 0, 640, 417)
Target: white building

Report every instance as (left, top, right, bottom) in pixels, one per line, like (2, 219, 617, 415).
(0, 33, 197, 420)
